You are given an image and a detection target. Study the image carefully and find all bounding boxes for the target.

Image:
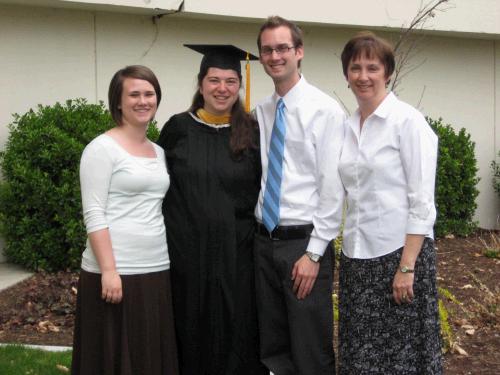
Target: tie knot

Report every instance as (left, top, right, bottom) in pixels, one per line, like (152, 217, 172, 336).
(277, 98, 285, 111)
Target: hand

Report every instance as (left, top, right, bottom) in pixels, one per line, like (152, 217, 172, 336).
(392, 270, 414, 305)
(101, 270, 123, 304)
(291, 254, 320, 300)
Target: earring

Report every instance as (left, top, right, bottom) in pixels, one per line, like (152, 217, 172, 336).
(347, 84, 350, 89)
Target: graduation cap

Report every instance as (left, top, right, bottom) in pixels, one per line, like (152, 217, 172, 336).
(184, 44, 259, 112)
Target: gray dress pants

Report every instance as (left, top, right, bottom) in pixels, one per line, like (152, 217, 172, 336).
(254, 232, 335, 375)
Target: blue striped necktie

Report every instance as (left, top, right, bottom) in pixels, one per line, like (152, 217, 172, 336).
(262, 98, 286, 232)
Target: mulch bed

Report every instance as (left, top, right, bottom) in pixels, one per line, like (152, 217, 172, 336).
(435, 231, 500, 374)
(0, 230, 499, 374)
(0, 271, 77, 347)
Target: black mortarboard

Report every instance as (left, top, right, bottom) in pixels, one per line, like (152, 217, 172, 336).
(184, 44, 259, 112)
(184, 44, 258, 75)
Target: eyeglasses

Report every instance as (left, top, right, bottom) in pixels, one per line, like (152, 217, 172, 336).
(260, 44, 296, 56)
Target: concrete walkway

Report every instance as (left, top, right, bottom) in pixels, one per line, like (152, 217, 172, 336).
(0, 342, 71, 352)
(0, 262, 33, 292)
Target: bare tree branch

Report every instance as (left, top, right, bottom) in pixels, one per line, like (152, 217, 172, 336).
(331, 91, 351, 116)
(391, 0, 453, 93)
(417, 85, 427, 109)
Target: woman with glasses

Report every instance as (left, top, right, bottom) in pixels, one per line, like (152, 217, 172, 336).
(337, 32, 442, 374)
(157, 45, 267, 375)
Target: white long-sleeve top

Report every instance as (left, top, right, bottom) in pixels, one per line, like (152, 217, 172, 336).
(255, 76, 346, 256)
(339, 92, 438, 259)
(79, 134, 170, 274)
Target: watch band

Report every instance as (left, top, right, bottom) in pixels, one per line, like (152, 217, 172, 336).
(306, 251, 321, 263)
(399, 265, 415, 273)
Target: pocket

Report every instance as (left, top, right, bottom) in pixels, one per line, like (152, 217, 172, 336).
(285, 139, 313, 173)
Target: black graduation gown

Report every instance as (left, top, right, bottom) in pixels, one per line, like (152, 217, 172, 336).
(157, 112, 266, 375)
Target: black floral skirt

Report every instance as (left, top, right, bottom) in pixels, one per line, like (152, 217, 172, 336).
(339, 238, 442, 374)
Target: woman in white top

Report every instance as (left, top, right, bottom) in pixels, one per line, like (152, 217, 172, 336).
(72, 65, 179, 375)
(337, 32, 442, 374)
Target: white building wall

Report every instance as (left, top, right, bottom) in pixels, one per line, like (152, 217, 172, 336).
(400, 36, 498, 230)
(0, 0, 182, 14)
(2, 0, 499, 35)
(494, 40, 500, 227)
(0, 3, 498, 259)
(183, 0, 500, 36)
(0, 5, 96, 148)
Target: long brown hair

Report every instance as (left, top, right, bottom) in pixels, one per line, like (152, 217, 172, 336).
(189, 66, 258, 157)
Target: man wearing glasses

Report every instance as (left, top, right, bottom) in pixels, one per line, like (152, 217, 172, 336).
(253, 16, 346, 375)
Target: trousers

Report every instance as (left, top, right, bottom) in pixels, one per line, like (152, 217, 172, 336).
(254, 231, 335, 375)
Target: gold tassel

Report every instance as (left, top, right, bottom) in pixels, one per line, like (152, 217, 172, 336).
(245, 52, 251, 112)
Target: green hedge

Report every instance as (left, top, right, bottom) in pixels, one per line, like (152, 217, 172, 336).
(427, 117, 479, 237)
(0, 99, 159, 271)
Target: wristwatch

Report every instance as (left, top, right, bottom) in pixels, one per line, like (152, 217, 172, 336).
(399, 265, 415, 273)
(306, 251, 322, 263)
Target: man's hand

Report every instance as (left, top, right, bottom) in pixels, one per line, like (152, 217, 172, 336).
(291, 254, 320, 300)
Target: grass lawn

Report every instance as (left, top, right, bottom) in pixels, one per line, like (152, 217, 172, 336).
(0, 345, 72, 374)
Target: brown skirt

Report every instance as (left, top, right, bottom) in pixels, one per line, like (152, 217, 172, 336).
(71, 270, 179, 375)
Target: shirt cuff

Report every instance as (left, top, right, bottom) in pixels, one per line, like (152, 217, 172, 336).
(406, 221, 433, 236)
(86, 224, 109, 234)
(306, 236, 330, 257)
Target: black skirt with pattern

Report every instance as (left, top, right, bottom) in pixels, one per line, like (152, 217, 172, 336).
(339, 238, 442, 374)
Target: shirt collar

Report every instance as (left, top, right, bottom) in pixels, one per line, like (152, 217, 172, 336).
(272, 75, 307, 109)
(372, 91, 397, 119)
(348, 92, 397, 139)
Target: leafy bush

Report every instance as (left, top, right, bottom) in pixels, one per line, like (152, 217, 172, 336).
(427, 117, 479, 237)
(491, 150, 500, 198)
(0, 99, 159, 271)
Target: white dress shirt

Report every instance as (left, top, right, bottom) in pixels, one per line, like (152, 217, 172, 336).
(80, 134, 170, 274)
(339, 92, 438, 259)
(255, 76, 346, 256)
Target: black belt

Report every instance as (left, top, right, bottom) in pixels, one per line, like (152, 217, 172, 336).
(256, 223, 313, 241)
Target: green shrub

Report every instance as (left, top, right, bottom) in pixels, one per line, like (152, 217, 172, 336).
(491, 150, 500, 198)
(0, 99, 159, 271)
(427, 117, 479, 237)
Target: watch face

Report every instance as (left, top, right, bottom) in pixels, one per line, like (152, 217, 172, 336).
(307, 252, 320, 262)
(401, 266, 409, 273)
